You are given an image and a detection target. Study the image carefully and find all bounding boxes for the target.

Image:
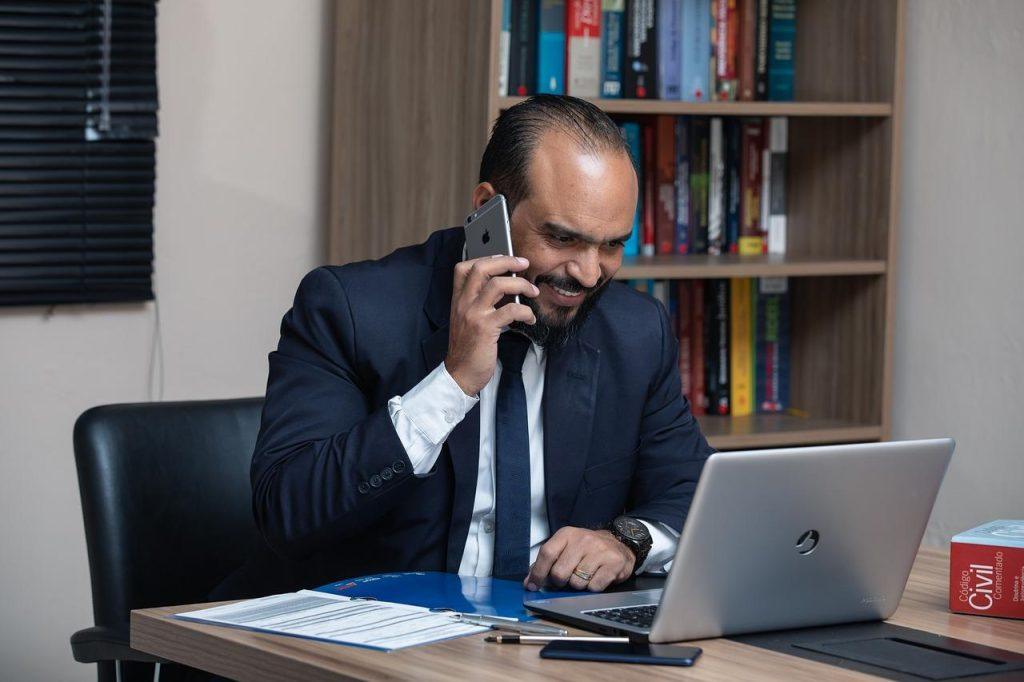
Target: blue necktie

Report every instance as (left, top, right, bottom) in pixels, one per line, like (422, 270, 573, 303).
(493, 332, 532, 580)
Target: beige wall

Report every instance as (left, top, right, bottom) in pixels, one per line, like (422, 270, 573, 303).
(0, 1, 332, 679)
(894, 0, 1024, 546)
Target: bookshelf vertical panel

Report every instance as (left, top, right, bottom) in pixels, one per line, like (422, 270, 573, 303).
(329, 1, 493, 265)
(794, 0, 897, 102)
(787, 117, 892, 260)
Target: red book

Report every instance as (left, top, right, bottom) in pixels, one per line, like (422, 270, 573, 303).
(950, 521, 1024, 620)
(738, 119, 765, 255)
(642, 121, 656, 256)
(738, 0, 757, 100)
(689, 280, 707, 415)
(655, 115, 677, 255)
(715, 0, 739, 100)
(677, 281, 693, 401)
(566, 0, 601, 97)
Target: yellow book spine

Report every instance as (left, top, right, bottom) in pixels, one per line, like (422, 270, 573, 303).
(730, 277, 754, 416)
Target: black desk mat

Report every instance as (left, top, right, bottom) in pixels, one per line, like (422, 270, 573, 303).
(728, 621, 1024, 681)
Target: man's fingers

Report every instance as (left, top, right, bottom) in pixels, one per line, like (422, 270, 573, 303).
(478, 275, 539, 308)
(459, 255, 530, 299)
(546, 540, 587, 589)
(525, 531, 569, 590)
(586, 564, 619, 593)
(492, 301, 536, 328)
(567, 558, 602, 591)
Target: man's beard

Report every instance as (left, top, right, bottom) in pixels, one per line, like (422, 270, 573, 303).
(510, 273, 609, 348)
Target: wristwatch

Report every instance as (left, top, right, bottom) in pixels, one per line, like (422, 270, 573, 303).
(606, 516, 653, 569)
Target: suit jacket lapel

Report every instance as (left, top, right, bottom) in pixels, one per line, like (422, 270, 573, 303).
(542, 337, 600, 532)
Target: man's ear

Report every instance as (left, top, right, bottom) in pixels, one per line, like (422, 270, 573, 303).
(471, 182, 497, 210)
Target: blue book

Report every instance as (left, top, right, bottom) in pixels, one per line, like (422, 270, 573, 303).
(621, 121, 643, 256)
(499, 0, 512, 96)
(681, 0, 711, 102)
(674, 116, 690, 253)
(767, 0, 796, 101)
(657, 0, 683, 99)
(537, 0, 566, 94)
(315, 571, 585, 621)
(724, 117, 741, 252)
(755, 277, 789, 412)
(600, 0, 625, 97)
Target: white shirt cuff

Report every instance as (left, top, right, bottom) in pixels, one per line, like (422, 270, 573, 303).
(636, 519, 680, 574)
(386, 362, 479, 474)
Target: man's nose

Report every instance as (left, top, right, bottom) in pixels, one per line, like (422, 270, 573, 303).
(567, 251, 602, 289)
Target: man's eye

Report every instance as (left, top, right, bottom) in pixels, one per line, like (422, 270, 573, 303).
(607, 240, 624, 248)
(555, 235, 573, 244)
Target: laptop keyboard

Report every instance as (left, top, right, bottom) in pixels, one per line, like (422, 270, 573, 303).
(584, 604, 658, 629)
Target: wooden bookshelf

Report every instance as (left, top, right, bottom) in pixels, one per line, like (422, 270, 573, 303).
(329, 0, 905, 451)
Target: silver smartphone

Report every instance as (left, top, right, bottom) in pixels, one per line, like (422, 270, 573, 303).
(463, 194, 519, 304)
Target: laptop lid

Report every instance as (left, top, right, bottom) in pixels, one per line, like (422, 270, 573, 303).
(648, 438, 954, 642)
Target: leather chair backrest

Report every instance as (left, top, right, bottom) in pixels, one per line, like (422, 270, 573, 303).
(73, 398, 263, 627)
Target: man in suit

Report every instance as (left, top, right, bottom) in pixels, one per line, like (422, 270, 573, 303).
(247, 95, 713, 595)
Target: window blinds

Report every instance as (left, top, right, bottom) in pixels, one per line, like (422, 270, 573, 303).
(0, 0, 158, 306)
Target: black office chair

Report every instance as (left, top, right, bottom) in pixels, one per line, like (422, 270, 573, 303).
(71, 398, 264, 682)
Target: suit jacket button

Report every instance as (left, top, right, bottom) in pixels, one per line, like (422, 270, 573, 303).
(369, 474, 383, 488)
(357, 482, 370, 494)
(392, 460, 407, 474)
(381, 467, 394, 481)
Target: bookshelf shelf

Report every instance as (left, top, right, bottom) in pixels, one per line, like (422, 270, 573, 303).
(615, 254, 886, 280)
(499, 97, 893, 118)
(702, 414, 883, 450)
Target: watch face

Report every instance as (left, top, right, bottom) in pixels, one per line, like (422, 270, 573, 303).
(615, 516, 648, 541)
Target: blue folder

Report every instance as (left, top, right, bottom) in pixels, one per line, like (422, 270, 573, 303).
(314, 571, 586, 621)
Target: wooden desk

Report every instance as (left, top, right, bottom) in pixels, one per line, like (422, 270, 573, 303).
(131, 549, 1024, 681)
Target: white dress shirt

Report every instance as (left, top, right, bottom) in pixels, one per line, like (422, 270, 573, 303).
(386, 342, 678, 577)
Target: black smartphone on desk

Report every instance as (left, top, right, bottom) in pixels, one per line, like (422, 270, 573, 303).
(540, 641, 702, 666)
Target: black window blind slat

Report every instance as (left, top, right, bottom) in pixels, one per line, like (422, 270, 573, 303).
(0, 0, 157, 306)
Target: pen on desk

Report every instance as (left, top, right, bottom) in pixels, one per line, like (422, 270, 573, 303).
(485, 634, 630, 645)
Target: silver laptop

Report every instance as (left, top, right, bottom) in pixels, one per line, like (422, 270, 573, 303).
(525, 438, 954, 642)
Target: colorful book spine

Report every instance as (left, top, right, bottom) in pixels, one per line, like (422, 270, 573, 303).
(688, 117, 709, 254)
(499, 0, 512, 97)
(600, 0, 626, 97)
(642, 120, 657, 256)
(738, 0, 757, 100)
(729, 277, 754, 416)
(655, 115, 677, 254)
(714, 0, 739, 100)
(568, 0, 602, 97)
(765, 116, 787, 255)
(705, 278, 730, 415)
(625, 0, 658, 98)
(738, 118, 764, 255)
(724, 117, 742, 253)
(754, 0, 769, 99)
(674, 116, 690, 254)
(677, 280, 693, 401)
(657, 0, 683, 99)
(707, 117, 725, 255)
(767, 0, 796, 101)
(681, 0, 711, 101)
(537, 0, 567, 94)
(621, 121, 643, 256)
(690, 279, 707, 415)
(755, 276, 789, 412)
(509, 0, 539, 96)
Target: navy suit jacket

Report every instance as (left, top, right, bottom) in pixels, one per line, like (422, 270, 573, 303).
(218, 227, 713, 598)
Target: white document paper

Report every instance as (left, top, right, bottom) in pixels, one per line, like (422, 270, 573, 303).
(175, 590, 487, 651)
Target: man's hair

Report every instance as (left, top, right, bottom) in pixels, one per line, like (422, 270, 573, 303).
(478, 94, 631, 215)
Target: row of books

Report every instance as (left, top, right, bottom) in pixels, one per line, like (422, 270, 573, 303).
(500, 0, 797, 101)
(619, 115, 786, 257)
(634, 277, 790, 416)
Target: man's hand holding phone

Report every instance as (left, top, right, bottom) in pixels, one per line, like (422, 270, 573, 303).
(445, 255, 538, 397)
